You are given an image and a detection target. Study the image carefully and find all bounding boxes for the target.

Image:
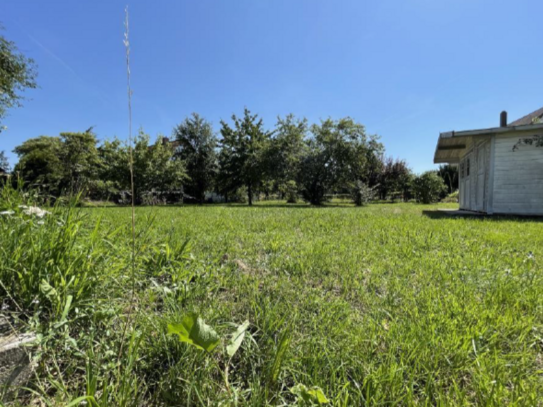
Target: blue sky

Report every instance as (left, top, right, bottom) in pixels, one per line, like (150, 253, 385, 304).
(1, 0, 542, 172)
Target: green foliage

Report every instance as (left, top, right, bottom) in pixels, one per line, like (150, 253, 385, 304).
(412, 171, 447, 204)
(265, 114, 307, 200)
(298, 117, 383, 205)
(442, 190, 459, 203)
(284, 180, 299, 204)
(0, 31, 37, 129)
(268, 326, 291, 385)
(59, 131, 101, 193)
(13, 136, 64, 195)
(131, 132, 186, 203)
(0, 185, 109, 320)
(351, 180, 374, 206)
(218, 108, 271, 205)
(378, 156, 412, 201)
(168, 313, 220, 352)
(173, 113, 218, 204)
(291, 384, 330, 405)
(226, 320, 250, 358)
(0, 150, 10, 172)
(437, 164, 459, 195)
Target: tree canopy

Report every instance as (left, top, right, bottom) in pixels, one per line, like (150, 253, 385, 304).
(0, 31, 37, 130)
(219, 108, 271, 206)
(174, 113, 218, 204)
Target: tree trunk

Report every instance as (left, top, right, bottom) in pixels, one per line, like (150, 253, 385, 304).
(248, 183, 253, 206)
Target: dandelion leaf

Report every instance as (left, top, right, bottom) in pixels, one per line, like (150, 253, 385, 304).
(168, 313, 220, 352)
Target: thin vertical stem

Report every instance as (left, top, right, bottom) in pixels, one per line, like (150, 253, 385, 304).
(117, 4, 137, 365)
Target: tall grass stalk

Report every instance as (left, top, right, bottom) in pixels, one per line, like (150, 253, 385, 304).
(117, 5, 138, 366)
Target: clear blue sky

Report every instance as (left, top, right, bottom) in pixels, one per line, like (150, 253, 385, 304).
(1, 0, 542, 172)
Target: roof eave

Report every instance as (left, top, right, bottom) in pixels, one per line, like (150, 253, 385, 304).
(439, 122, 543, 138)
(434, 122, 543, 164)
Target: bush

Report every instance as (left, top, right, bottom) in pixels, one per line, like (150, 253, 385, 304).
(441, 190, 459, 203)
(351, 181, 374, 206)
(412, 171, 447, 204)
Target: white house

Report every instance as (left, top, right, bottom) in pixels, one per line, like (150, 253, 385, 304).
(434, 107, 543, 215)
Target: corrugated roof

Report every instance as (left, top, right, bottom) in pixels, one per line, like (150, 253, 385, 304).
(508, 106, 543, 126)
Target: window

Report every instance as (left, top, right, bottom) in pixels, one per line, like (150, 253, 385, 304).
(466, 158, 470, 177)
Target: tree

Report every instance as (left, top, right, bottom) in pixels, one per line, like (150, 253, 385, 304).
(437, 164, 458, 195)
(411, 171, 447, 204)
(0, 31, 37, 131)
(173, 113, 218, 204)
(265, 114, 308, 201)
(13, 136, 64, 195)
(218, 109, 271, 205)
(0, 151, 9, 172)
(58, 130, 101, 193)
(298, 117, 383, 205)
(378, 157, 412, 201)
(94, 138, 126, 199)
(125, 132, 186, 203)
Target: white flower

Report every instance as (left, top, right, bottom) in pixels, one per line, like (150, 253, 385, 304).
(0, 210, 14, 216)
(22, 206, 51, 218)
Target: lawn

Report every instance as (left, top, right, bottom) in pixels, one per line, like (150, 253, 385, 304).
(2, 200, 543, 405)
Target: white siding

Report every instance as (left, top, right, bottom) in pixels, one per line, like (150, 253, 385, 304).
(492, 132, 543, 215)
(458, 138, 490, 212)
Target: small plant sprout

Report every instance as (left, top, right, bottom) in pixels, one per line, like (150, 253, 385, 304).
(168, 314, 250, 394)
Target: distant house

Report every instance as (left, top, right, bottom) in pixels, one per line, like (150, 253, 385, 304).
(434, 108, 543, 215)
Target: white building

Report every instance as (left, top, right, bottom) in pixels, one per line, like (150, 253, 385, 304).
(434, 108, 543, 215)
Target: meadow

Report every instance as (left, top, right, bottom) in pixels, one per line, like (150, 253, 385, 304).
(2, 194, 543, 406)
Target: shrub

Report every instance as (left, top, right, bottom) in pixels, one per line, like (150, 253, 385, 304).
(412, 171, 447, 204)
(441, 190, 459, 203)
(351, 181, 374, 206)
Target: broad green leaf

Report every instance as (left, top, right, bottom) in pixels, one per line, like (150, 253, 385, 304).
(226, 320, 249, 358)
(168, 313, 220, 352)
(291, 384, 329, 405)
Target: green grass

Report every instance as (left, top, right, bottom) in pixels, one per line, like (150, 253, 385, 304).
(2, 196, 543, 405)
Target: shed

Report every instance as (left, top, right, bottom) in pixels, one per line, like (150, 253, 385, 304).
(434, 108, 543, 215)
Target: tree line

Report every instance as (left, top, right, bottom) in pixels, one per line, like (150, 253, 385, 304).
(5, 109, 457, 205)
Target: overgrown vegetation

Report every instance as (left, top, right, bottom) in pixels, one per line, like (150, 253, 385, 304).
(2, 185, 542, 405)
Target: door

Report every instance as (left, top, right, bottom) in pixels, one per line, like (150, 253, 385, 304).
(476, 144, 487, 212)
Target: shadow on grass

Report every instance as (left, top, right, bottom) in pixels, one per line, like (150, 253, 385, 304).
(422, 210, 543, 222)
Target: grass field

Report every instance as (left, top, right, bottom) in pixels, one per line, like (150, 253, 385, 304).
(2, 197, 543, 405)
